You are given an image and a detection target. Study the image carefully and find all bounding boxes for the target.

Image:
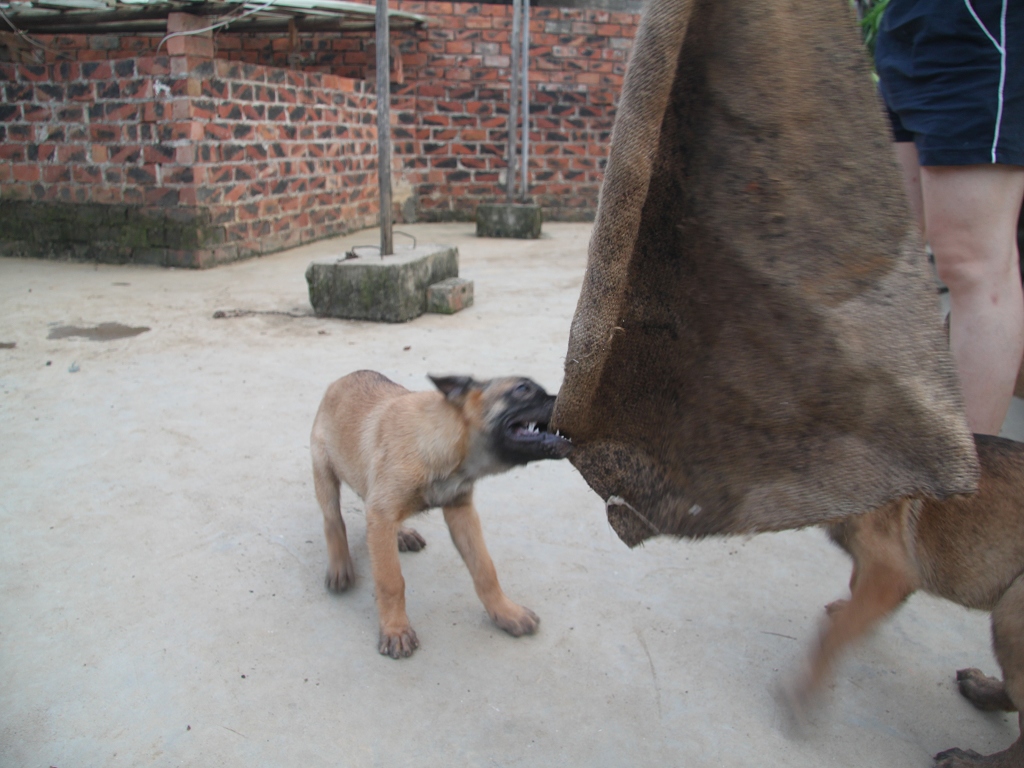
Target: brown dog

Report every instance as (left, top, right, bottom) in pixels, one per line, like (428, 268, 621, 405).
(795, 434, 1024, 767)
(310, 370, 571, 659)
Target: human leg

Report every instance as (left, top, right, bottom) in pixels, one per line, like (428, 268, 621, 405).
(922, 164, 1024, 435)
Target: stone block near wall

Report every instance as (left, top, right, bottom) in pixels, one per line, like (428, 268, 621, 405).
(476, 204, 543, 239)
(306, 244, 459, 323)
(427, 277, 474, 314)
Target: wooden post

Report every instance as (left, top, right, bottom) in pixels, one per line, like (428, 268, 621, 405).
(376, 0, 393, 256)
(520, 0, 529, 202)
(506, 0, 521, 203)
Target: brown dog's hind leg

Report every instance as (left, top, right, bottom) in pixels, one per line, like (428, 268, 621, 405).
(443, 497, 539, 637)
(312, 446, 355, 593)
(366, 504, 419, 659)
(936, 576, 1024, 767)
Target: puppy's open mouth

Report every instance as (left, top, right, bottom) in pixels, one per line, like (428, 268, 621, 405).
(505, 418, 573, 457)
(510, 420, 548, 438)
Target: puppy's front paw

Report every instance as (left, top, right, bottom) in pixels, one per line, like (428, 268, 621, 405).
(491, 604, 540, 637)
(378, 626, 419, 659)
(397, 527, 427, 552)
(325, 560, 356, 593)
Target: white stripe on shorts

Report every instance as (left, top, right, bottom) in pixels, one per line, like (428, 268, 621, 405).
(963, 0, 1007, 162)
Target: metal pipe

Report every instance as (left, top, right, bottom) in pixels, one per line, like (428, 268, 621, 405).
(506, 0, 521, 203)
(520, 0, 529, 202)
(375, 0, 393, 256)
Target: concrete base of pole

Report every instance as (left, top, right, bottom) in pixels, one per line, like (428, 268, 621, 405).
(305, 244, 459, 323)
(475, 204, 543, 239)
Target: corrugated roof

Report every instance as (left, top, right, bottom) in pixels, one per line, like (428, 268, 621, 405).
(0, 0, 428, 33)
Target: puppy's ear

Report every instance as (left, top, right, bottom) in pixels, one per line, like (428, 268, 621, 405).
(428, 375, 476, 403)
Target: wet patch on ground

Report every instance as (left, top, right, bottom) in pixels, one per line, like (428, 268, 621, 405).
(47, 323, 150, 341)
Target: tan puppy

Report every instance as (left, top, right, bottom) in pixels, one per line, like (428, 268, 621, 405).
(795, 434, 1024, 767)
(310, 370, 571, 659)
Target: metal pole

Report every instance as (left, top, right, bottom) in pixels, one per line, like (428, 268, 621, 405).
(520, 0, 529, 202)
(376, 0, 393, 256)
(506, 0, 521, 203)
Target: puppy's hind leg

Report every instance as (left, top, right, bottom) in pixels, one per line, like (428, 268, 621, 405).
(312, 444, 355, 593)
(443, 494, 539, 637)
(937, 575, 1024, 767)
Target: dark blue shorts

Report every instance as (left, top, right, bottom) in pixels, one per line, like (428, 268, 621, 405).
(875, 0, 1024, 166)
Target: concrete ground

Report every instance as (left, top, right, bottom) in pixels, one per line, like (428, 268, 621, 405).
(1, 222, 1020, 768)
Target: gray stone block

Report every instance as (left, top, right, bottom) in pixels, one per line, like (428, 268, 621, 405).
(476, 204, 543, 239)
(427, 277, 474, 314)
(305, 244, 459, 323)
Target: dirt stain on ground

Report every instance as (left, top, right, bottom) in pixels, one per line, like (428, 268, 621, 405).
(47, 323, 150, 341)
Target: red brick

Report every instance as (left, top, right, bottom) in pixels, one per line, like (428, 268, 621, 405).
(224, 183, 248, 203)
(13, 164, 40, 182)
(56, 144, 87, 163)
(23, 105, 52, 122)
(97, 187, 128, 205)
(144, 144, 177, 163)
(42, 165, 70, 183)
(80, 61, 113, 80)
(72, 165, 102, 184)
(144, 187, 180, 206)
(109, 145, 141, 163)
(90, 123, 119, 142)
(205, 122, 232, 141)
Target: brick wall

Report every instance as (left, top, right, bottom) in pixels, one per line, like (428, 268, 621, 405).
(0, 2, 638, 264)
(0, 55, 377, 266)
(201, 2, 637, 220)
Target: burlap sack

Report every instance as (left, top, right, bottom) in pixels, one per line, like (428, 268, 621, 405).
(552, 0, 979, 545)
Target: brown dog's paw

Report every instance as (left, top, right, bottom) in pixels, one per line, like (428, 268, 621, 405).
(378, 626, 419, 659)
(934, 747, 985, 767)
(325, 561, 356, 593)
(956, 668, 1016, 712)
(397, 527, 427, 552)
(491, 604, 540, 637)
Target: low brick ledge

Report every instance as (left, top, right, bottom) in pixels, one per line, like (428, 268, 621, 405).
(0, 199, 233, 268)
